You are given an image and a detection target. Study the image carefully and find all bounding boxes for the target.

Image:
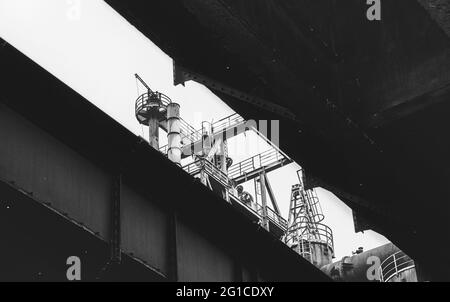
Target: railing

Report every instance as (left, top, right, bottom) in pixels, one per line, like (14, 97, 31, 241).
(183, 158, 287, 231)
(159, 117, 201, 155)
(306, 189, 325, 223)
(262, 204, 288, 229)
(179, 118, 202, 143)
(159, 145, 168, 155)
(228, 149, 286, 180)
(233, 195, 287, 231)
(135, 92, 172, 125)
(135, 92, 171, 111)
(211, 113, 245, 134)
(159, 112, 280, 158)
(379, 251, 415, 282)
(285, 222, 334, 254)
(290, 185, 325, 224)
(159, 113, 289, 233)
(182, 159, 231, 188)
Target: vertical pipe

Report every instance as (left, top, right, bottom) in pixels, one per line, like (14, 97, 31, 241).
(148, 109, 160, 149)
(167, 103, 181, 165)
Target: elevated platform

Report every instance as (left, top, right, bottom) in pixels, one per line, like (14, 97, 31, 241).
(135, 92, 171, 125)
(228, 149, 292, 185)
(160, 113, 246, 157)
(182, 157, 288, 237)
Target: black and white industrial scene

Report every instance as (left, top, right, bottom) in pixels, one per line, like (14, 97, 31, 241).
(1, 0, 449, 283)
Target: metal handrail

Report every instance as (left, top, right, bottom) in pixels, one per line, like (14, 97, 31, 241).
(182, 159, 231, 188)
(230, 194, 287, 232)
(183, 158, 287, 230)
(265, 205, 288, 229)
(211, 113, 245, 134)
(135, 92, 172, 125)
(160, 113, 244, 155)
(158, 118, 201, 155)
(228, 149, 285, 180)
(179, 118, 202, 142)
(159, 119, 201, 154)
(379, 251, 415, 282)
(290, 185, 325, 224)
(285, 222, 334, 253)
(159, 112, 285, 160)
(135, 92, 171, 111)
(238, 196, 287, 230)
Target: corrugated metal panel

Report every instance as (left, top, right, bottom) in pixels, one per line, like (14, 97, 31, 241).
(0, 104, 111, 238)
(176, 219, 235, 282)
(121, 184, 169, 276)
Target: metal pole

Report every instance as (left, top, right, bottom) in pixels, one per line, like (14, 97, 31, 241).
(148, 109, 159, 149)
(260, 171, 269, 231)
(167, 103, 181, 165)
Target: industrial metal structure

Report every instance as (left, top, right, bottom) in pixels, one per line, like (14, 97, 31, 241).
(285, 170, 334, 268)
(0, 41, 329, 281)
(105, 0, 450, 280)
(321, 243, 417, 282)
(1, 0, 448, 282)
(134, 74, 338, 270)
(379, 251, 416, 282)
(134, 75, 291, 238)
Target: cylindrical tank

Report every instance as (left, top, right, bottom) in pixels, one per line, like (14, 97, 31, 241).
(385, 268, 417, 282)
(379, 250, 417, 282)
(288, 235, 334, 268)
(321, 243, 418, 282)
(166, 103, 181, 165)
(310, 240, 334, 268)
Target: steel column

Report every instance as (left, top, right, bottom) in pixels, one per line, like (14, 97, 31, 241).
(148, 109, 160, 149)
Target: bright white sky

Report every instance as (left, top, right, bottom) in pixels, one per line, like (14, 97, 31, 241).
(0, 0, 389, 259)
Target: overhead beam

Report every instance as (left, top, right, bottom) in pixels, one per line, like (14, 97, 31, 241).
(174, 62, 298, 121)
